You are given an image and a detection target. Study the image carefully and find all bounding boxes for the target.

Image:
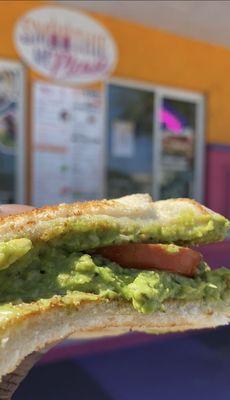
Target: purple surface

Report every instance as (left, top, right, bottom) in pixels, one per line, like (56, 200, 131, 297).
(206, 148, 230, 219)
(14, 326, 230, 400)
(197, 240, 230, 269)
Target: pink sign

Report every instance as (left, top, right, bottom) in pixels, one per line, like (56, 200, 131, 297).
(160, 109, 183, 134)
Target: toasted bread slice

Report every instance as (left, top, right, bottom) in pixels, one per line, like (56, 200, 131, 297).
(0, 194, 228, 245)
(1, 294, 230, 381)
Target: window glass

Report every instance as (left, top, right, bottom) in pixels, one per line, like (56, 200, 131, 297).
(159, 98, 196, 199)
(107, 85, 154, 198)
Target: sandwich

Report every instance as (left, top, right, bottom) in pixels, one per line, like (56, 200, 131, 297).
(0, 193, 229, 381)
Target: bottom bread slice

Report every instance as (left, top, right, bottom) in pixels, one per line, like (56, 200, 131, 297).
(0, 295, 230, 381)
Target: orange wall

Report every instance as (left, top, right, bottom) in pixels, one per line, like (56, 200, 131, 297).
(1, 1, 230, 144)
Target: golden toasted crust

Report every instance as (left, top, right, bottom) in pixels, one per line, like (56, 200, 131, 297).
(0, 295, 230, 381)
(0, 196, 210, 223)
(0, 194, 227, 244)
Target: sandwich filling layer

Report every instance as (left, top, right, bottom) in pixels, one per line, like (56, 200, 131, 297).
(38, 212, 229, 247)
(0, 238, 230, 314)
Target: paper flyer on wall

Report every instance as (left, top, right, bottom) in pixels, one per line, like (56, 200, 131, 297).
(111, 119, 135, 158)
(32, 82, 104, 207)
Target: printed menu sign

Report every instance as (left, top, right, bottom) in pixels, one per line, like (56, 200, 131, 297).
(32, 82, 103, 207)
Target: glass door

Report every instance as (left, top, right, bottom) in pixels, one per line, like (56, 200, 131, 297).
(154, 90, 204, 201)
(106, 84, 154, 198)
(105, 81, 204, 202)
(158, 98, 197, 198)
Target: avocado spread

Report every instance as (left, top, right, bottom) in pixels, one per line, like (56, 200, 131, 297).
(39, 212, 230, 248)
(0, 238, 230, 314)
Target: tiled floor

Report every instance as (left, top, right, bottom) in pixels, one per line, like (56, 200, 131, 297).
(14, 325, 230, 400)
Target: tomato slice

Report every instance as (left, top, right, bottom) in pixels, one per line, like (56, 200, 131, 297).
(95, 244, 202, 277)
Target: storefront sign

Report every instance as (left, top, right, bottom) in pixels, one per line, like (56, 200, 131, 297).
(14, 7, 117, 84)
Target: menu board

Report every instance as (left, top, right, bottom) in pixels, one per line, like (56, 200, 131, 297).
(32, 82, 104, 207)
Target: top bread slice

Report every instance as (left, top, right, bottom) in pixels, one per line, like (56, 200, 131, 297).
(0, 194, 228, 246)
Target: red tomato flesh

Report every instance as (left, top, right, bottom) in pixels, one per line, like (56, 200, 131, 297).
(95, 244, 202, 277)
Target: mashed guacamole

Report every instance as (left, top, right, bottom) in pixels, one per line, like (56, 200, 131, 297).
(0, 239, 230, 314)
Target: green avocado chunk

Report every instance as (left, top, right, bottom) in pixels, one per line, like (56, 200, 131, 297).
(0, 241, 230, 314)
(0, 239, 32, 271)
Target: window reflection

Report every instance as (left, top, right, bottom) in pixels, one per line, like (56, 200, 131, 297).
(107, 85, 154, 198)
(159, 99, 196, 199)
